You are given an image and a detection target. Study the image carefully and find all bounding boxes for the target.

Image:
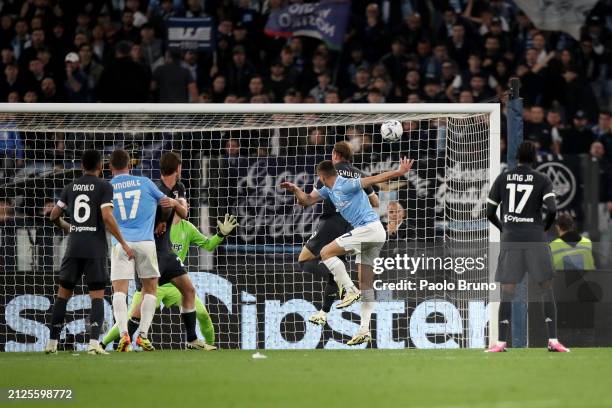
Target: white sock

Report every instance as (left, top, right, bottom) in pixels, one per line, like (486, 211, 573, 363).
(323, 257, 356, 293)
(138, 294, 157, 338)
(359, 301, 374, 332)
(549, 338, 558, 344)
(47, 339, 58, 347)
(89, 339, 100, 348)
(112, 292, 128, 335)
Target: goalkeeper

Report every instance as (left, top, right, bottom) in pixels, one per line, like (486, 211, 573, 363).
(101, 211, 238, 350)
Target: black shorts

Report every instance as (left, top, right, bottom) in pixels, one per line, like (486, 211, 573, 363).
(305, 214, 351, 256)
(495, 242, 554, 284)
(157, 251, 188, 286)
(59, 257, 108, 291)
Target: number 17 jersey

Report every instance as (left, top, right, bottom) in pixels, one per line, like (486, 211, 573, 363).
(487, 164, 555, 243)
(110, 173, 166, 244)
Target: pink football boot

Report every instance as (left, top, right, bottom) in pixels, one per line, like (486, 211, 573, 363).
(485, 342, 508, 352)
(548, 340, 570, 352)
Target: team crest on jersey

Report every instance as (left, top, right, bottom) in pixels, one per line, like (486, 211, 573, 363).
(536, 161, 576, 209)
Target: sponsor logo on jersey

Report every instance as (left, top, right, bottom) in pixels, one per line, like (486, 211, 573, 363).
(503, 214, 535, 223)
(70, 225, 97, 232)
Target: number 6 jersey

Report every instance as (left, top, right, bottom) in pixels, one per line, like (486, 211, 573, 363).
(57, 174, 114, 259)
(487, 164, 556, 243)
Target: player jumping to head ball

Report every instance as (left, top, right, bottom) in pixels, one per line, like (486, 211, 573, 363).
(282, 156, 414, 345)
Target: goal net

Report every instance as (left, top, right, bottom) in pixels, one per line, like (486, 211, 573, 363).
(0, 104, 500, 351)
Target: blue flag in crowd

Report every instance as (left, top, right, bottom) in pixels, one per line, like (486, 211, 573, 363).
(166, 17, 215, 52)
(264, 0, 350, 50)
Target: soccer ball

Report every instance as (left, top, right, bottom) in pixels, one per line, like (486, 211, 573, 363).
(380, 120, 403, 142)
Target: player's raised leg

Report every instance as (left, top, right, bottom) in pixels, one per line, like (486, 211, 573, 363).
(320, 241, 360, 308)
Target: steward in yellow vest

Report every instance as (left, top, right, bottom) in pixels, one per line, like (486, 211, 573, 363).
(550, 214, 595, 270)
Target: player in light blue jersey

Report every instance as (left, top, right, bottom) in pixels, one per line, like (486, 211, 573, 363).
(281, 157, 414, 345)
(108, 149, 178, 352)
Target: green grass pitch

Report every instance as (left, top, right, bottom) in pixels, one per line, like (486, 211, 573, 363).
(1, 349, 610, 407)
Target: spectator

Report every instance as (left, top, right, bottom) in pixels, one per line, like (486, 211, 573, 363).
(209, 74, 227, 103)
(309, 71, 332, 103)
(344, 67, 370, 103)
(524, 106, 553, 153)
(64, 52, 92, 102)
(359, 3, 389, 63)
(324, 89, 340, 103)
(560, 110, 596, 155)
(19, 28, 45, 69)
(40, 77, 61, 102)
(25, 58, 45, 92)
(385, 201, 407, 240)
(266, 61, 290, 103)
(139, 23, 163, 70)
(79, 43, 104, 93)
(97, 41, 150, 102)
(550, 214, 595, 270)
(225, 46, 256, 97)
(380, 37, 408, 85)
(116, 9, 140, 43)
(11, 19, 29, 60)
(151, 49, 198, 103)
(0, 63, 25, 101)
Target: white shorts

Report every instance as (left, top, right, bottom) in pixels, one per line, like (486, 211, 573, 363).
(335, 221, 386, 266)
(110, 241, 160, 281)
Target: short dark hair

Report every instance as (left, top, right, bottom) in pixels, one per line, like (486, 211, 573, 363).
(316, 160, 336, 177)
(160, 151, 182, 176)
(110, 149, 130, 170)
(333, 141, 353, 162)
(557, 213, 575, 232)
(516, 141, 537, 164)
(81, 149, 102, 171)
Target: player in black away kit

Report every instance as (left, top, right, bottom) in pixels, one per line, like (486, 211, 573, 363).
(44, 150, 134, 355)
(486, 141, 569, 352)
(127, 151, 236, 350)
(283, 141, 379, 326)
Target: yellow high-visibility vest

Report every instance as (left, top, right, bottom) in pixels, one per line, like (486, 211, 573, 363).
(550, 236, 595, 270)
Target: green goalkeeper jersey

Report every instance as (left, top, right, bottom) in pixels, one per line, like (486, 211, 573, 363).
(170, 219, 224, 262)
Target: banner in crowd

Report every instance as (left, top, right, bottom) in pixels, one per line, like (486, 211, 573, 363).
(514, 0, 599, 40)
(166, 17, 215, 51)
(264, 1, 350, 49)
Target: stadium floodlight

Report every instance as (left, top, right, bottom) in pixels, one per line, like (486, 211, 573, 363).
(0, 103, 500, 351)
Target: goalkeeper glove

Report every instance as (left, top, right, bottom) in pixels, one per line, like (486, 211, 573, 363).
(217, 214, 238, 236)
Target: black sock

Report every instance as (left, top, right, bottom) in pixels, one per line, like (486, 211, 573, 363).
(541, 287, 558, 339)
(128, 317, 140, 338)
(89, 298, 105, 341)
(49, 297, 68, 340)
(498, 301, 511, 343)
(181, 311, 197, 342)
(322, 274, 339, 313)
(299, 259, 319, 274)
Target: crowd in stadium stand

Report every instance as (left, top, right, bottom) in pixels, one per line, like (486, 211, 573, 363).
(0, 1, 610, 157)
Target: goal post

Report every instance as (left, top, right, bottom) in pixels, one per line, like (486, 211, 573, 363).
(0, 103, 500, 351)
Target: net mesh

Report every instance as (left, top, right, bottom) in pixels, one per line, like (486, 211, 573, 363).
(0, 109, 494, 351)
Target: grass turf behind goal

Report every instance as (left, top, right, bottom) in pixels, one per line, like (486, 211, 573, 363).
(1, 348, 609, 407)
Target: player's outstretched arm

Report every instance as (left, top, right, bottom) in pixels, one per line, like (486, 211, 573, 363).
(101, 206, 134, 259)
(49, 205, 71, 233)
(189, 221, 225, 251)
(279, 182, 322, 207)
(360, 157, 415, 189)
